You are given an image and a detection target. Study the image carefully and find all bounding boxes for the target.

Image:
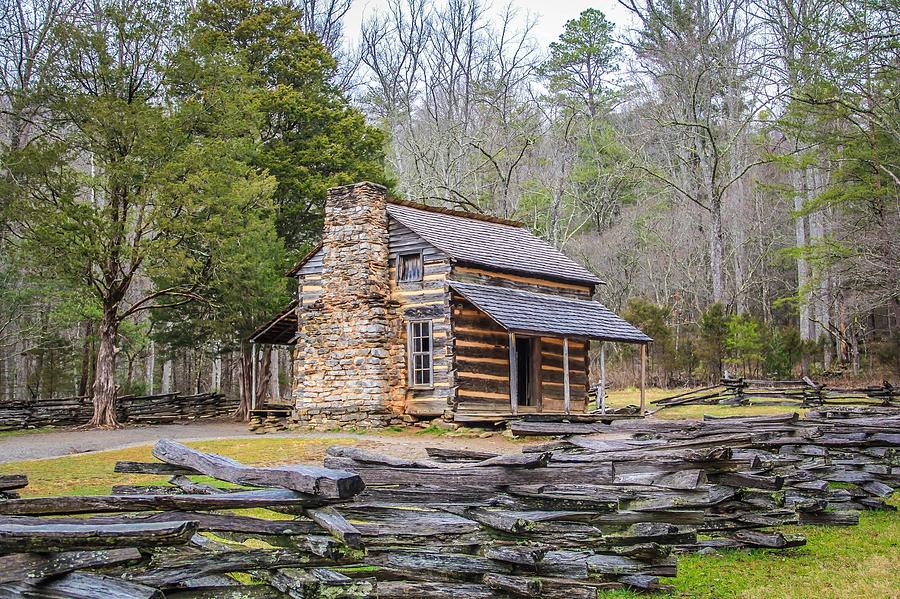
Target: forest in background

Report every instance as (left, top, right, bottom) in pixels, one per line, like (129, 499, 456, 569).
(1, 0, 897, 424)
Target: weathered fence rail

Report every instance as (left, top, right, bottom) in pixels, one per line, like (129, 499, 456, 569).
(0, 409, 896, 596)
(0, 392, 238, 430)
(513, 406, 900, 520)
(651, 377, 898, 410)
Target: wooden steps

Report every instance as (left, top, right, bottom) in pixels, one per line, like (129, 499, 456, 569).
(248, 406, 293, 434)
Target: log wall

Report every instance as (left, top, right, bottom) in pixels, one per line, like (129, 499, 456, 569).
(450, 265, 594, 300)
(452, 298, 510, 413)
(539, 337, 588, 413)
(452, 295, 589, 414)
(389, 248, 454, 417)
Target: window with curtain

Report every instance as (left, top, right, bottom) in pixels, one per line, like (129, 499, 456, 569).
(408, 320, 433, 387)
(397, 252, 423, 282)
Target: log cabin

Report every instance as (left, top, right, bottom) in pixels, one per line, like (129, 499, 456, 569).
(250, 182, 651, 428)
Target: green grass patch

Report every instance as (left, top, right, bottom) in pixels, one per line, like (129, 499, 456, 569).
(605, 387, 807, 420)
(599, 498, 900, 599)
(708, 508, 897, 597)
(827, 482, 857, 490)
(0, 437, 359, 496)
(415, 424, 452, 436)
(0, 426, 56, 439)
(333, 565, 382, 573)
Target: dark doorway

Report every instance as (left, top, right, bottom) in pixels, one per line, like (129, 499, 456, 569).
(515, 336, 540, 407)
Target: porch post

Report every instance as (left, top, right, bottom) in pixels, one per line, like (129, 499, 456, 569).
(251, 342, 258, 411)
(599, 342, 606, 414)
(639, 343, 647, 416)
(563, 338, 571, 415)
(508, 332, 518, 415)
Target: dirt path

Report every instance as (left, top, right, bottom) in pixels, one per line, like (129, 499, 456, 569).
(0, 420, 523, 463)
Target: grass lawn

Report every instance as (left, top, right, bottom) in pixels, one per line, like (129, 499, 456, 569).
(604, 505, 900, 599)
(0, 437, 356, 496)
(1, 437, 897, 598)
(0, 426, 55, 439)
(605, 387, 808, 420)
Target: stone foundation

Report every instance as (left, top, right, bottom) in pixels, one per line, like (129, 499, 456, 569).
(292, 182, 405, 430)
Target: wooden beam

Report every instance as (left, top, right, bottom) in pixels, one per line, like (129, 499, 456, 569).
(115, 461, 196, 475)
(452, 265, 594, 292)
(508, 332, 518, 415)
(129, 549, 348, 588)
(306, 506, 363, 548)
(0, 489, 327, 516)
(251, 342, 258, 411)
(0, 520, 198, 553)
(0, 512, 321, 536)
(600, 342, 607, 413)
(640, 343, 647, 416)
(532, 337, 543, 411)
(0, 548, 143, 585)
(0, 571, 163, 599)
(0, 475, 27, 492)
(563, 338, 571, 415)
(151, 439, 364, 499)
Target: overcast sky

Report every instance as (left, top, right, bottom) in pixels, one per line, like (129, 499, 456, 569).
(343, 0, 635, 50)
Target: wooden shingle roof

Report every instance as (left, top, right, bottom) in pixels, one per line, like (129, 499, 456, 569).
(387, 201, 603, 285)
(286, 243, 324, 277)
(449, 280, 651, 343)
(248, 301, 298, 345)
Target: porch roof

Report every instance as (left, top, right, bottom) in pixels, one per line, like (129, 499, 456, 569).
(448, 280, 652, 344)
(249, 301, 298, 345)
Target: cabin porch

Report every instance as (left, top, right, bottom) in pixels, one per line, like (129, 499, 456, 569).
(451, 327, 650, 422)
(449, 280, 652, 421)
(247, 302, 298, 432)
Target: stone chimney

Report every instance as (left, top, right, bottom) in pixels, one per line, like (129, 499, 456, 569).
(293, 182, 399, 429)
(320, 182, 391, 308)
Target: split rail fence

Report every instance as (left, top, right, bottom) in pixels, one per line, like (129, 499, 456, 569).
(0, 392, 238, 430)
(1, 405, 897, 597)
(649, 377, 898, 411)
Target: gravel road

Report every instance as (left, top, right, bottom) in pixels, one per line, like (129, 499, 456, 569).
(0, 420, 519, 463)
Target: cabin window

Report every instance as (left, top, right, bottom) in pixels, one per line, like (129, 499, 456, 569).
(397, 252, 423, 282)
(408, 320, 433, 388)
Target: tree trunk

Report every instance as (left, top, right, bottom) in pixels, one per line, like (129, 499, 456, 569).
(234, 342, 253, 421)
(194, 350, 202, 394)
(710, 198, 725, 304)
(87, 307, 120, 428)
(806, 168, 827, 343)
(850, 320, 860, 376)
(161, 358, 173, 394)
(794, 169, 813, 341)
(269, 347, 280, 402)
(257, 348, 272, 402)
(14, 337, 28, 401)
(78, 320, 94, 397)
(126, 355, 135, 389)
(212, 349, 222, 392)
(145, 339, 155, 395)
(0, 344, 6, 402)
